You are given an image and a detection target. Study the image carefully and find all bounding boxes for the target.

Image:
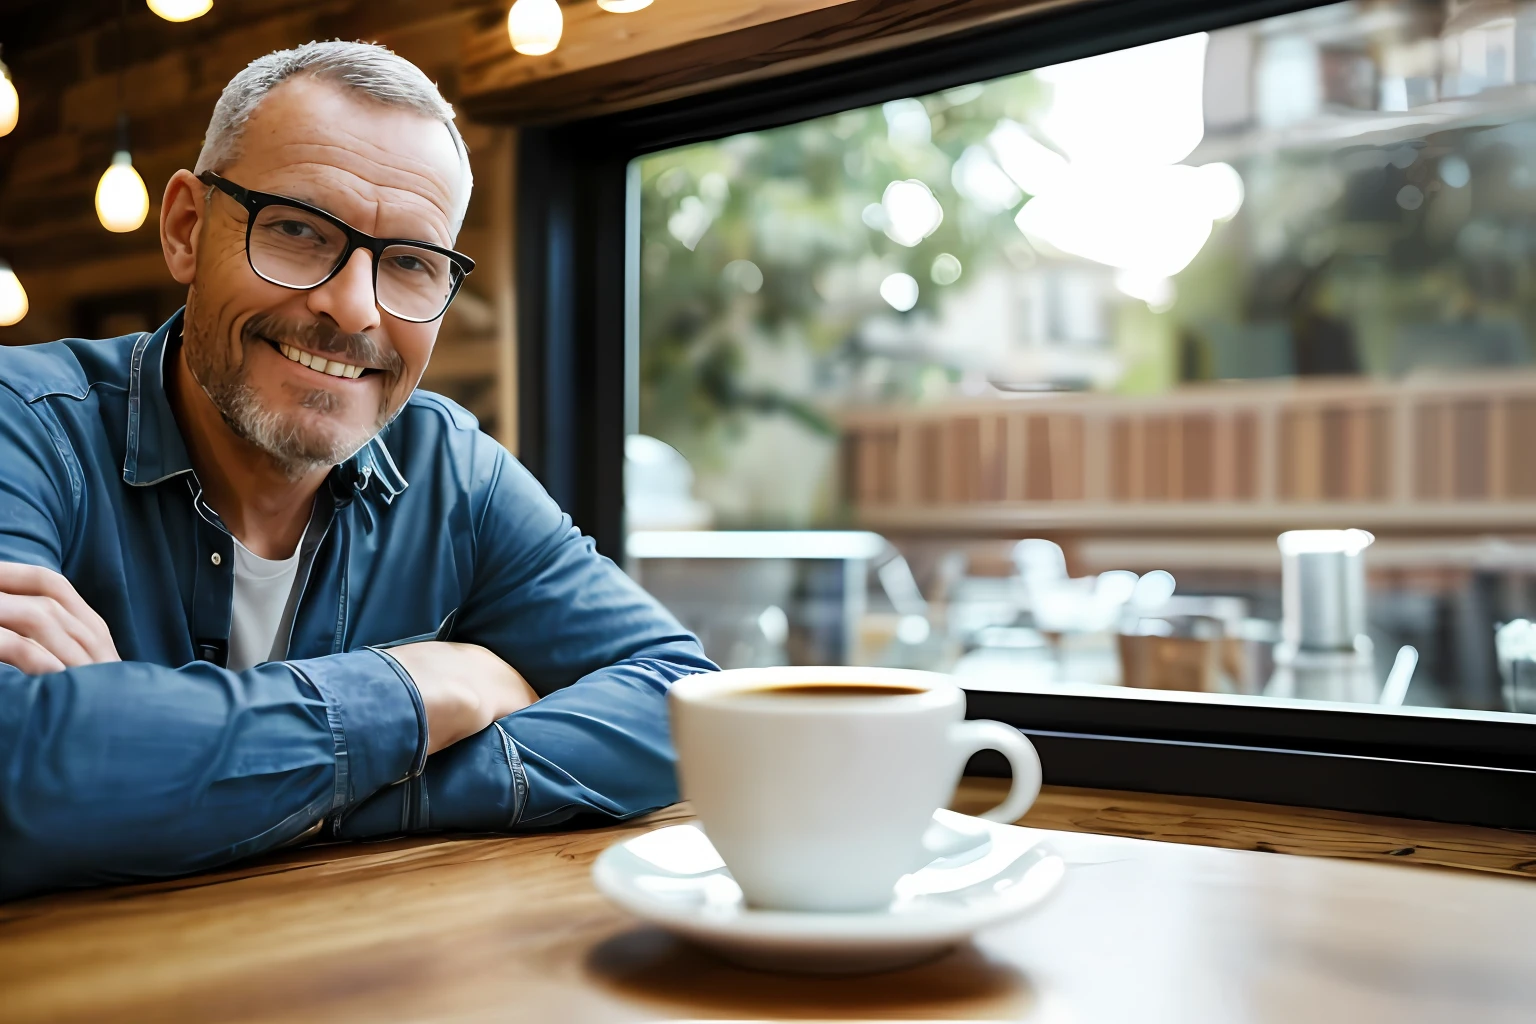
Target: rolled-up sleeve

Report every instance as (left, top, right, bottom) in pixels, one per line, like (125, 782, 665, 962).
(296, 647, 431, 800)
(0, 649, 426, 900)
(334, 439, 716, 839)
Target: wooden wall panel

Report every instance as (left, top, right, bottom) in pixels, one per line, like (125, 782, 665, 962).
(980, 416, 1008, 502)
(1508, 399, 1536, 499)
(1110, 417, 1133, 502)
(1181, 414, 1214, 501)
(1024, 415, 1052, 501)
(918, 422, 943, 505)
(461, 0, 859, 105)
(1234, 411, 1258, 501)
(1321, 406, 1349, 501)
(1416, 404, 1444, 501)
(1144, 417, 1170, 501)
(1004, 414, 1027, 502)
(951, 417, 981, 504)
(1050, 415, 1084, 501)
(1454, 401, 1489, 500)
(460, 0, 1075, 124)
(876, 428, 900, 504)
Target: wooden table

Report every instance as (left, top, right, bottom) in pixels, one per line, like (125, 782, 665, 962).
(4, 782, 1536, 1023)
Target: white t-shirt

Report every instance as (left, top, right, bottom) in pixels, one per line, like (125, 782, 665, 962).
(227, 537, 303, 672)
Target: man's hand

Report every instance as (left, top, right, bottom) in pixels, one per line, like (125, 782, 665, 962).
(385, 641, 539, 755)
(0, 562, 121, 675)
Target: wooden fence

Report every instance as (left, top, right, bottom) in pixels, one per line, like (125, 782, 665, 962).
(839, 372, 1536, 533)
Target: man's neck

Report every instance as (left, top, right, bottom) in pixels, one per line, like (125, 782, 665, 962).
(169, 345, 326, 560)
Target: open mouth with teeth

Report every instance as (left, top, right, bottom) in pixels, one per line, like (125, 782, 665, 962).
(265, 338, 376, 380)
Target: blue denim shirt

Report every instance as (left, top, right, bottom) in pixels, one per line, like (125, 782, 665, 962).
(0, 310, 715, 900)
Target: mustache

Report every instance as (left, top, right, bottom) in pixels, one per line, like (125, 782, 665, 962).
(242, 313, 403, 377)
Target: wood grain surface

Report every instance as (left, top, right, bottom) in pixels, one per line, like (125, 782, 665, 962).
(3, 784, 1536, 1023)
(459, 0, 1079, 124)
(961, 780, 1536, 878)
(460, 0, 860, 97)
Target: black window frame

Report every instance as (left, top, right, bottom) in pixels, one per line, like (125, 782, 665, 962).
(515, 0, 1536, 829)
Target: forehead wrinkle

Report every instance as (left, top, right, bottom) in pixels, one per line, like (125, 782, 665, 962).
(252, 154, 455, 246)
(279, 132, 455, 203)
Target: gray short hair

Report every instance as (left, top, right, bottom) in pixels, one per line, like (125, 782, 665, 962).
(194, 40, 473, 232)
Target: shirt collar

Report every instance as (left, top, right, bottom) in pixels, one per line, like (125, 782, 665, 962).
(122, 310, 194, 487)
(122, 307, 409, 503)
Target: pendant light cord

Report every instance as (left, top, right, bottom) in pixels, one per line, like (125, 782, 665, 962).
(116, 0, 129, 153)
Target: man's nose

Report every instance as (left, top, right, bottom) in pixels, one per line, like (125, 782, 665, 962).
(306, 248, 381, 336)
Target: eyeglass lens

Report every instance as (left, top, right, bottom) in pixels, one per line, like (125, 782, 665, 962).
(248, 204, 456, 321)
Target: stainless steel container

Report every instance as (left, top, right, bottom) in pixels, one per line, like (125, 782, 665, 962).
(1279, 529, 1374, 652)
(1495, 619, 1536, 714)
(1268, 529, 1378, 702)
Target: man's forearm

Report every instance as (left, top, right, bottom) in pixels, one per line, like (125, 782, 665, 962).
(0, 649, 426, 900)
(504, 640, 714, 827)
(332, 638, 715, 839)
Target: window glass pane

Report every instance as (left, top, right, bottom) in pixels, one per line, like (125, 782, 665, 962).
(630, 0, 1536, 717)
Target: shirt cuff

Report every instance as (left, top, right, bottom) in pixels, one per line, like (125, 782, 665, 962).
(288, 648, 429, 808)
(370, 646, 430, 778)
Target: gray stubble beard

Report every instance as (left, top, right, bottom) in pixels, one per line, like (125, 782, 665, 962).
(182, 293, 395, 481)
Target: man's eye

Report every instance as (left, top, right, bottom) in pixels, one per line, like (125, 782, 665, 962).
(391, 255, 428, 274)
(273, 220, 320, 240)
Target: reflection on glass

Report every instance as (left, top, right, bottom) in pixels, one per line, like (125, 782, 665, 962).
(630, 0, 1536, 717)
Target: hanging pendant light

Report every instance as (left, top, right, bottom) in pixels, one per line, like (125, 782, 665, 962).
(146, 0, 212, 21)
(508, 0, 563, 56)
(0, 260, 28, 327)
(597, 0, 653, 11)
(0, 53, 17, 137)
(96, 114, 150, 233)
(97, 3, 149, 233)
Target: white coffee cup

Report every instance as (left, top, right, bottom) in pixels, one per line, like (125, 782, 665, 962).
(670, 666, 1042, 913)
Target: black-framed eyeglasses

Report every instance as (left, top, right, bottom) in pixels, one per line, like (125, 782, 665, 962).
(198, 171, 475, 324)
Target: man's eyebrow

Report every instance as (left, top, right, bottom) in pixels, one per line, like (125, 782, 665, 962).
(268, 187, 451, 246)
(281, 190, 332, 213)
(273, 191, 369, 233)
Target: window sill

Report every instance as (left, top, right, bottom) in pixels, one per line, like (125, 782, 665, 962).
(954, 778, 1536, 878)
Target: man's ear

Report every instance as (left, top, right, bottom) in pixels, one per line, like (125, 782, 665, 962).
(160, 169, 205, 286)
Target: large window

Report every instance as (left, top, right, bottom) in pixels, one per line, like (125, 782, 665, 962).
(508, 0, 1536, 823)
(626, 0, 1536, 726)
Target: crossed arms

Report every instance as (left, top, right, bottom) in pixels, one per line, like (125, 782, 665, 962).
(0, 403, 713, 900)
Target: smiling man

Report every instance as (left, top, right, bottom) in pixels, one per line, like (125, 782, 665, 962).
(0, 42, 714, 900)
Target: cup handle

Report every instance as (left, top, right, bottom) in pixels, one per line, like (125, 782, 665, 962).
(949, 719, 1043, 823)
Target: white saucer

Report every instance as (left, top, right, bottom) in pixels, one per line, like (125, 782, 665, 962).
(591, 808, 1065, 974)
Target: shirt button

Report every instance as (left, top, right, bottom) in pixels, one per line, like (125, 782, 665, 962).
(211, 552, 223, 566)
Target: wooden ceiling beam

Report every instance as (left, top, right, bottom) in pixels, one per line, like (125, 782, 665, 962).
(459, 0, 1071, 125)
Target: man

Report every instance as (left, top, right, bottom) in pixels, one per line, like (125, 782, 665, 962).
(0, 41, 714, 900)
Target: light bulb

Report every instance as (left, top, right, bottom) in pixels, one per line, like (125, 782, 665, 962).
(0, 62, 17, 138)
(0, 261, 28, 327)
(508, 0, 563, 56)
(597, 0, 653, 11)
(146, 0, 213, 21)
(96, 151, 150, 233)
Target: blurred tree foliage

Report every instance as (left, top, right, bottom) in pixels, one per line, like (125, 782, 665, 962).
(636, 74, 1050, 471)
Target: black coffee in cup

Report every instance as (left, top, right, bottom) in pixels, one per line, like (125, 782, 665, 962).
(729, 683, 927, 699)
